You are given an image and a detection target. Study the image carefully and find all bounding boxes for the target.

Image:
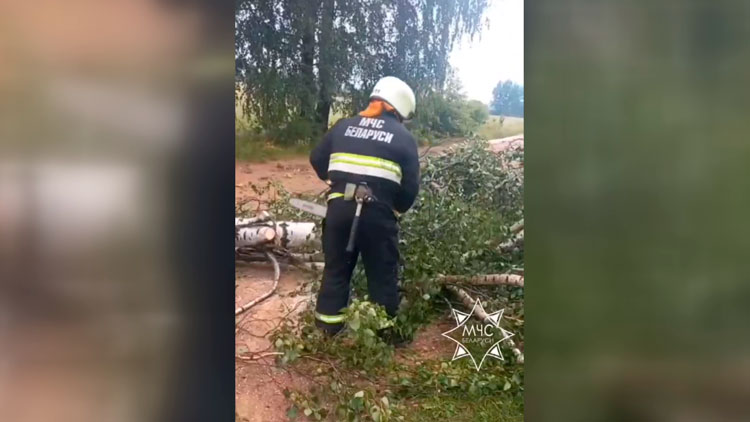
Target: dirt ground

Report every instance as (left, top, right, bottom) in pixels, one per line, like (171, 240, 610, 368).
(234, 158, 326, 422)
(235, 159, 328, 208)
(397, 319, 457, 363)
(234, 135, 522, 421)
(488, 134, 524, 154)
(235, 262, 314, 422)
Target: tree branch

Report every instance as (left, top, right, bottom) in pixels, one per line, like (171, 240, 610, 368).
(438, 273, 524, 288)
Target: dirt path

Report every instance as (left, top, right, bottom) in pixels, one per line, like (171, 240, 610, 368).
(235, 159, 328, 208)
(488, 134, 524, 154)
(235, 262, 313, 422)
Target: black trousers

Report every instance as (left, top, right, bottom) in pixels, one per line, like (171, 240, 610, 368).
(314, 198, 400, 334)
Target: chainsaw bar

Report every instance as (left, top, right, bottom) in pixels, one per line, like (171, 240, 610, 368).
(290, 198, 327, 218)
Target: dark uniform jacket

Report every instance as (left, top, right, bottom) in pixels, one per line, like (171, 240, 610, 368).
(310, 112, 420, 213)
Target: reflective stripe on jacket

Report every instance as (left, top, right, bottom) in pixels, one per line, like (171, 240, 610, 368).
(309, 112, 420, 213)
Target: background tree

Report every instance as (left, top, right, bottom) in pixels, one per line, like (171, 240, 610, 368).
(490, 80, 524, 117)
(236, 0, 490, 144)
(467, 100, 490, 126)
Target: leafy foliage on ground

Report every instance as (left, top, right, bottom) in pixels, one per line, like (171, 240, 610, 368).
(391, 139, 523, 340)
(241, 140, 524, 421)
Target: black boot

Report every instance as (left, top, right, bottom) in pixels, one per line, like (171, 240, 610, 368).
(378, 327, 411, 348)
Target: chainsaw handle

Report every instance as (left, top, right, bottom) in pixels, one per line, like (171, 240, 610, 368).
(346, 201, 363, 253)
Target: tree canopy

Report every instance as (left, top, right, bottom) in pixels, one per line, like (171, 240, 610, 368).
(490, 80, 524, 117)
(236, 0, 490, 143)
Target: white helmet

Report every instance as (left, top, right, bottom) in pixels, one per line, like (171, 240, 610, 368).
(370, 76, 416, 119)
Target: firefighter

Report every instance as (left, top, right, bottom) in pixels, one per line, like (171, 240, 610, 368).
(310, 76, 420, 338)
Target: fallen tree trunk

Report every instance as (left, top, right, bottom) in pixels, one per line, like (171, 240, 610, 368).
(291, 252, 325, 262)
(235, 220, 316, 249)
(498, 230, 524, 253)
(236, 226, 276, 248)
(273, 221, 317, 249)
(446, 285, 524, 364)
(439, 273, 524, 288)
(510, 219, 524, 234)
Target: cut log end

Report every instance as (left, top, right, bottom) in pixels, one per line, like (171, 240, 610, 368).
(262, 227, 276, 241)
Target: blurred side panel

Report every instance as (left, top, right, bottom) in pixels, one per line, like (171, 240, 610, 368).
(0, 1, 235, 421)
(526, 1, 750, 421)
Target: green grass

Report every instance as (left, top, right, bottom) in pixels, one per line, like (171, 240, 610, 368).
(477, 115, 524, 140)
(401, 395, 523, 422)
(235, 105, 338, 162)
(235, 130, 312, 162)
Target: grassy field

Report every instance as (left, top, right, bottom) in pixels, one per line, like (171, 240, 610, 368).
(401, 395, 523, 422)
(235, 104, 335, 162)
(236, 110, 524, 162)
(477, 115, 524, 140)
(235, 130, 313, 162)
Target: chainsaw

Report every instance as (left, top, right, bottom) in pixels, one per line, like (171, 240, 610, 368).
(289, 198, 327, 218)
(290, 183, 376, 253)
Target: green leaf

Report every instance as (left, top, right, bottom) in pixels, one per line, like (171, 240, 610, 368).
(350, 397, 364, 411)
(349, 315, 360, 331)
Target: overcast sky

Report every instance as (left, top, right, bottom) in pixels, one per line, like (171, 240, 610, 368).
(450, 0, 524, 104)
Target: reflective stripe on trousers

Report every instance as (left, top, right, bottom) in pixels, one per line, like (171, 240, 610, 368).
(315, 312, 345, 324)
